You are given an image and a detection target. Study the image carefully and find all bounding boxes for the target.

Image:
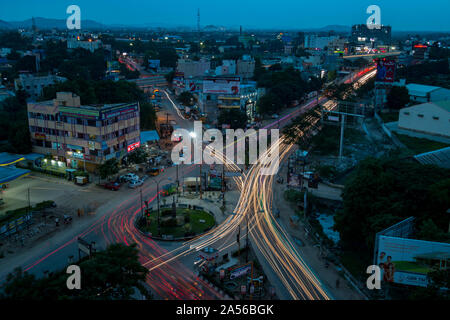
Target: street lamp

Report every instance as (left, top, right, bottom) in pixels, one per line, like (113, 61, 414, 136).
(148, 175, 172, 236)
(189, 131, 202, 199)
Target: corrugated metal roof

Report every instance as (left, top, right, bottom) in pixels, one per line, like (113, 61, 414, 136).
(414, 146, 450, 169)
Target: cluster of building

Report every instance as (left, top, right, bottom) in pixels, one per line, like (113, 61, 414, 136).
(171, 55, 260, 122)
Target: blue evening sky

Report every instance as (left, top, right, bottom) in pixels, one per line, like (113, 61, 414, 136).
(0, 0, 449, 31)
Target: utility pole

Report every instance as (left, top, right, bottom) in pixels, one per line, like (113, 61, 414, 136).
(222, 162, 225, 208)
(140, 188, 143, 218)
(339, 114, 345, 160)
(156, 181, 161, 236)
(304, 190, 307, 220)
(27, 187, 31, 211)
(237, 224, 240, 257)
(176, 164, 179, 203)
(199, 163, 203, 199)
(246, 214, 249, 263)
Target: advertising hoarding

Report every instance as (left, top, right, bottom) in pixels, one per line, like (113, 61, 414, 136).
(148, 59, 160, 69)
(376, 235, 450, 287)
(376, 59, 396, 83)
(203, 77, 240, 95)
(187, 80, 199, 93)
(229, 264, 252, 280)
(127, 141, 140, 152)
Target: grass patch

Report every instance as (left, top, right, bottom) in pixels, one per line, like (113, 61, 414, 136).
(395, 133, 449, 155)
(139, 209, 215, 238)
(310, 125, 367, 156)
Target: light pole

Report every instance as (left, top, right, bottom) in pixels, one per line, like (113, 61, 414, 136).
(149, 176, 172, 237)
(189, 131, 202, 199)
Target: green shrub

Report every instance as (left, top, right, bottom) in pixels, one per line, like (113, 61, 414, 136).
(161, 218, 177, 228)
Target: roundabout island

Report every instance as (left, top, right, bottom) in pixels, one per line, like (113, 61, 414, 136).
(136, 199, 216, 240)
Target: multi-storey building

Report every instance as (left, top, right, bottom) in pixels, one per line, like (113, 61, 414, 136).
(27, 92, 140, 172)
(67, 37, 102, 53)
(15, 73, 67, 101)
(351, 24, 392, 45)
(176, 59, 211, 78)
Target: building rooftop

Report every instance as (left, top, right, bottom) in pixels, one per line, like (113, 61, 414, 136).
(0, 153, 25, 166)
(406, 83, 442, 96)
(401, 100, 450, 113)
(434, 100, 450, 113)
(414, 146, 450, 169)
(0, 166, 30, 184)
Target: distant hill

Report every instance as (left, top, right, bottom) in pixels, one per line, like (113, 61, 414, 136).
(305, 25, 351, 33)
(0, 17, 106, 30)
(0, 17, 352, 33)
(0, 20, 13, 29)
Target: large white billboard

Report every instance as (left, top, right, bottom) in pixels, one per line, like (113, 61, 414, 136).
(376, 235, 450, 287)
(203, 77, 240, 95)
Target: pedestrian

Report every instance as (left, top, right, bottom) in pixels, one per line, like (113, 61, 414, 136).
(336, 279, 340, 288)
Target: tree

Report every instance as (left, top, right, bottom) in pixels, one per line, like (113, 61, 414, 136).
(0, 244, 150, 300)
(165, 71, 175, 85)
(0, 32, 31, 50)
(409, 269, 450, 300)
(387, 86, 410, 110)
(417, 219, 449, 242)
(177, 91, 196, 106)
(0, 96, 31, 152)
(127, 148, 147, 165)
(98, 158, 119, 180)
(8, 123, 32, 154)
(140, 102, 156, 130)
(15, 55, 37, 73)
(257, 92, 282, 115)
(217, 109, 248, 130)
(334, 157, 450, 251)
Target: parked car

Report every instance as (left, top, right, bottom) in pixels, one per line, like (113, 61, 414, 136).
(104, 181, 121, 191)
(148, 167, 160, 176)
(128, 179, 144, 189)
(301, 171, 315, 180)
(119, 173, 139, 183)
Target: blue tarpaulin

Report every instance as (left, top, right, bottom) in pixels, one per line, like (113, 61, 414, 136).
(0, 166, 30, 184)
(0, 153, 25, 166)
(141, 130, 160, 143)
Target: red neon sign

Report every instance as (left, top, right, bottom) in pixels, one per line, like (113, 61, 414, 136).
(127, 141, 140, 152)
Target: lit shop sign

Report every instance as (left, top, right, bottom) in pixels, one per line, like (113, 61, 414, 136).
(127, 141, 140, 152)
(102, 104, 138, 119)
(34, 133, 46, 140)
(72, 152, 84, 159)
(229, 264, 251, 280)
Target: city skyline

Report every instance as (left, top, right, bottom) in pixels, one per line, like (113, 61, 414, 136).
(1, 0, 450, 32)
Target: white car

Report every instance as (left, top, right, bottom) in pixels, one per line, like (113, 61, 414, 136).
(301, 171, 315, 180)
(120, 173, 139, 182)
(128, 179, 144, 189)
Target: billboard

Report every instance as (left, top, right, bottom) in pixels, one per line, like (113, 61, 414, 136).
(186, 80, 200, 93)
(376, 59, 396, 83)
(229, 264, 252, 280)
(203, 77, 240, 95)
(376, 235, 450, 287)
(148, 59, 160, 69)
(127, 141, 140, 152)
